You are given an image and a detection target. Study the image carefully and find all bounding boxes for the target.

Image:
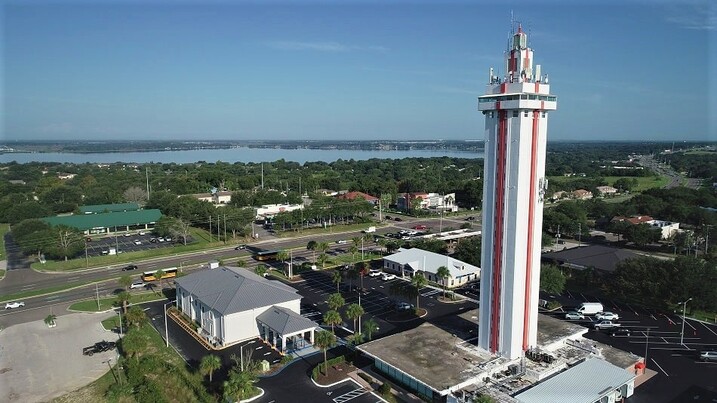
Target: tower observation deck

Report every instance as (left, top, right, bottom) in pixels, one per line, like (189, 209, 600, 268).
(477, 24, 557, 360)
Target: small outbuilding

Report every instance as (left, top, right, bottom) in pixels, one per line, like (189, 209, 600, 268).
(383, 248, 480, 288)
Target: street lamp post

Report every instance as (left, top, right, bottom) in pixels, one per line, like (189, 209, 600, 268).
(679, 298, 692, 346)
(117, 309, 123, 338)
(164, 300, 175, 348)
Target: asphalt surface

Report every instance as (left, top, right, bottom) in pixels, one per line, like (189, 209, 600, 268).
(540, 291, 717, 403)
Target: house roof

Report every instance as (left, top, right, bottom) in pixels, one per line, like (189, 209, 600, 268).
(612, 215, 654, 225)
(384, 248, 480, 278)
(79, 203, 140, 214)
(175, 266, 300, 315)
(337, 191, 378, 202)
(515, 358, 635, 403)
(257, 306, 317, 336)
(541, 245, 640, 273)
(42, 209, 162, 231)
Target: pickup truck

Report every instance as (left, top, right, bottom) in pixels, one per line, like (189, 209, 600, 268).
(82, 340, 116, 356)
(593, 320, 621, 330)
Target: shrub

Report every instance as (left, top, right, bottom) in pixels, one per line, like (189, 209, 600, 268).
(312, 355, 346, 379)
(546, 300, 562, 310)
(358, 372, 374, 384)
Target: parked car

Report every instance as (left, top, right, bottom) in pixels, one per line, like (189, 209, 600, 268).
(699, 351, 717, 362)
(157, 237, 165, 242)
(123, 232, 131, 237)
(610, 328, 632, 337)
(368, 269, 382, 277)
(565, 311, 585, 320)
(336, 240, 347, 244)
(138, 231, 146, 236)
(234, 244, 246, 250)
(82, 340, 116, 356)
(130, 281, 146, 289)
(5, 301, 25, 309)
(149, 238, 158, 243)
(122, 264, 138, 271)
(593, 320, 621, 330)
(412, 225, 428, 230)
(133, 240, 142, 245)
(596, 312, 619, 321)
(394, 217, 403, 221)
(395, 302, 414, 311)
(381, 273, 396, 281)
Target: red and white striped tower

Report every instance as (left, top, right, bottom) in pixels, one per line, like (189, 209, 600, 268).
(477, 24, 557, 359)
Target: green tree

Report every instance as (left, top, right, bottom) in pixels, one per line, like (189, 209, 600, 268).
(313, 330, 337, 376)
(118, 275, 133, 291)
(332, 270, 343, 293)
(436, 266, 451, 299)
(223, 367, 258, 401)
(317, 241, 330, 256)
(277, 250, 289, 276)
(363, 319, 379, 341)
(116, 291, 132, 314)
(307, 240, 318, 262)
(154, 269, 165, 294)
(323, 310, 342, 334)
(120, 328, 147, 360)
(125, 306, 147, 329)
(411, 272, 427, 311)
(327, 293, 345, 311)
(200, 354, 222, 383)
(539, 264, 566, 295)
(346, 303, 365, 333)
(317, 253, 329, 269)
(254, 265, 267, 277)
(452, 236, 481, 267)
(357, 262, 369, 289)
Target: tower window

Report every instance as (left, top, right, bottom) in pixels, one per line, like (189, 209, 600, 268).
(542, 112, 546, 118)
(512, 111, 519, 117)
(524, 111, 529, 117)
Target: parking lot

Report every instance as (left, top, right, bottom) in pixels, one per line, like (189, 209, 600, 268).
(540, 291, 717, 402)
(84, 232, 187, 257)
(294, 269, 475, 340)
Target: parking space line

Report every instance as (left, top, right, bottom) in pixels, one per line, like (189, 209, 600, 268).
(332, 387, 370, 403)
(679, 317, 696, 331)
(698, 321, 717, 337)
(650, 358, 669, 376)
(661, 337, 668, 344)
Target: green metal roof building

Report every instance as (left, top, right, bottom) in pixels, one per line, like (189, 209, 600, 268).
(42, 209, 162, 234)
(79, 203, 140, 214)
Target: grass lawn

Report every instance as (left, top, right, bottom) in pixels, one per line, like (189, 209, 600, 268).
(274, 222, 385, 238)
(0, 281, 88, 304)
(0, 223, 9, 258)
(602, 176, 669, 192)
(69, 291, 166, 312)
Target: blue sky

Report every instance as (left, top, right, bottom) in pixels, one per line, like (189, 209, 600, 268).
(2, 0, 716, 142)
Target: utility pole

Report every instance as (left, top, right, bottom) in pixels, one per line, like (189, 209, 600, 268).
(85, 241, 89, 268)
(644, 327, 650, 368)
(95, 283, 100, 310)
(261, 163, 264, 189)
(209, 216, 212, 242)
(223, 213, 227, 243)
(577, 223, 582, 247)
(145, 167, 150, 199)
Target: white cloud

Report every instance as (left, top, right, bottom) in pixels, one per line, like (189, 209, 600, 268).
(665, 3, 716, 30)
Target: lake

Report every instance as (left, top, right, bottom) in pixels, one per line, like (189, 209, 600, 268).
(0, 147, 483, 164)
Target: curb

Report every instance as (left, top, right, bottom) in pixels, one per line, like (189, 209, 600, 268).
(239, 387, 265, 403)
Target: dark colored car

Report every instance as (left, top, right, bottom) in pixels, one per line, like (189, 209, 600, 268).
(83, 340, 116, 356)
(122, 264, 138, 271)
(235, 244, 247, 250)
(394, 217, 403, 222)
(610, 328, 631, 337)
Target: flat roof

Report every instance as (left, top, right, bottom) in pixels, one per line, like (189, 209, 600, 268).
(515, 358, 636, 403)
(359, 310, 499, 395)
(42, 209, 162, 230)
(537, 313, 588, 347)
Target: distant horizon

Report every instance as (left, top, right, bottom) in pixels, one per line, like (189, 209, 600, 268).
(2, 139, 715, 145)
(3, 1, 715, 142)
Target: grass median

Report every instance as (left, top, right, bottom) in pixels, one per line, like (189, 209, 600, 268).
(69, 291, 166, 312)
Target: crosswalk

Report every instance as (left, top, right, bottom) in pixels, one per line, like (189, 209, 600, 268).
(333, 387, 370, 403)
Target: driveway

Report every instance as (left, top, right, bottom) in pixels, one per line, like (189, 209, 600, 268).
(0, 312, 117, 403)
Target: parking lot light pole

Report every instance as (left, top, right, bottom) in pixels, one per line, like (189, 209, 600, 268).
(164, 300, 174, 348)
(117, 309, 123, 338)
(679, 298, 692, 346)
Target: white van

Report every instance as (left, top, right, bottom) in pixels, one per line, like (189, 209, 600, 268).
(577, 302, 604, 315)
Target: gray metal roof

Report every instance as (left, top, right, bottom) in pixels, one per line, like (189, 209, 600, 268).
(384, 248, 480, 278)
(175, 267, 300, 315)
(257, 306, 317, 336)
(515, 358, 636, 403)
(541, 245, 640, 273)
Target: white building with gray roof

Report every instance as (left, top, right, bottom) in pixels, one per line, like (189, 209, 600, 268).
(383, 248, 480, 288)
(175, 266, 317, 352)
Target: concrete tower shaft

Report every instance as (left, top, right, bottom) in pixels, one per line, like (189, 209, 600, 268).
(476, 24, 557, 360)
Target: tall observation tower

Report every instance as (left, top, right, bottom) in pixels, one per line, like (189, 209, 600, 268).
(477, 24, 557, 360)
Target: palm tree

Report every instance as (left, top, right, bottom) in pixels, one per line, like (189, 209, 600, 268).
(277, 250, 289, 276)
(327, 293, 345, 311)
(200, 354, 222, 383)
(121, 328, 147, 361)
(307, 240, 317, 263)
(436, 266, 450, 299)
(223, 366, 258, 401)
(346, 267, 358, 291)
(254, 264, 267, 277)
(349, 244, 358, 263)
(357, 262, 369, 290)
(332, 270, 342, 292)
(116, 291, 132, 314)
(313, 330, 337, 376)
(376, 238, 387, 255)
(317, 241, 330, 256)
(323, 310, 342, 334)
(363, 319, 379, 341)
(345, 303, 365, 333)
(118, 274, 132, 291)
(411, 271, 427, 312)
(348, 332, 364, 346)
(317, 253, 328, 269)
(125, 306, 147, 328)
(154, 269, 165, 294)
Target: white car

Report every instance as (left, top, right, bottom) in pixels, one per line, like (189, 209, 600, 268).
(368, 269, 382, 277)
(5, 301, 25, 309)
(158, 237, 165, 242)
(123, 233, 131, 237)
(130, 281, 146, 290)
(336, 240, 347, 244)
(565, 311, 584, 320)
(381, 273, 396, 281)
(133, 240, 142, 245)
(138, 231, 146, 236)
(596, 312, 619, 321)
